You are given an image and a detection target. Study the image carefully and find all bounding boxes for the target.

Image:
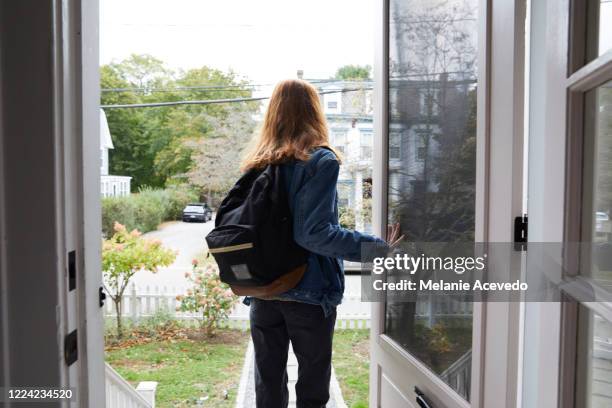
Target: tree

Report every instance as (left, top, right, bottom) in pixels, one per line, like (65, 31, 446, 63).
(186, 104, 257, 204)
(102, 222, 176, 338)
(109, 54, 172, 91)
(101, 61, 170, 189)
(334, 64, 372, 80)
(100, 56, 259, 189)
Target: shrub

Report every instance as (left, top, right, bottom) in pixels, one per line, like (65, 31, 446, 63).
(101, 196, 135, 238)
(176, 260, 238, 336)
(339, 206, 356, 230)
(131, 189, 165, 233)
(101, 185, 199, 237)
(102, 222, 177, 338)
(164, 185, 199, 220)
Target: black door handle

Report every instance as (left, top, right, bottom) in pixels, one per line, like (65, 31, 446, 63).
(415, 386, 433, 408)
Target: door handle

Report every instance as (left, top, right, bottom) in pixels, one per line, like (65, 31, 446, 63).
(414, 386, 433, 408)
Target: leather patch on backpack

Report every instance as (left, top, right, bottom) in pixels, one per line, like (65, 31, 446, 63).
(229, 264, 307, 298)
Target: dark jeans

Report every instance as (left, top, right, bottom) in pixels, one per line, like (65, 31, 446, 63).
(249, 298, 337, 408)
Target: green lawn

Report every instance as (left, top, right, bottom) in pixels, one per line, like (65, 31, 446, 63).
(333, 329, 370, 408)
(105, 320, 371, 408)
(105, 329, 249, 408)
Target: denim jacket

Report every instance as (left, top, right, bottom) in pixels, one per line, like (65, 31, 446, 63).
(243, 147, 388, 316)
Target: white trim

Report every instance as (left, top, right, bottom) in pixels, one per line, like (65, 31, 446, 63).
(80, 0, 106, 406)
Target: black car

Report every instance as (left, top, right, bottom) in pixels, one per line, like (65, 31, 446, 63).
(182, 203, 213, 222)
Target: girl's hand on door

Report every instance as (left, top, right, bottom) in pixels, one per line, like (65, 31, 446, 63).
(386, 222, 404, 248)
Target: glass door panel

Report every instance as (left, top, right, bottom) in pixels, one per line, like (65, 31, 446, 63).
(385, 0, 478, 401)
(582, 80, 612, 288)
(575, 304, 612, 407)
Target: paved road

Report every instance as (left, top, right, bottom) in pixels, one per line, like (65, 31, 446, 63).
(129, 220, 214, 291)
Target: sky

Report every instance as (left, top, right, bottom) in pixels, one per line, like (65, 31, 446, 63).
(100, 0, 375, 84)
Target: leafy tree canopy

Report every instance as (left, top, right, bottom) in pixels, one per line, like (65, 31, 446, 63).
(100, 54, 258, 191)
(334, 64, 372, 80)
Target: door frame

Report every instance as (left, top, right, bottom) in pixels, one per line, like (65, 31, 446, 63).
(0, 1, 104, 406)
(370, 0, 526, 406)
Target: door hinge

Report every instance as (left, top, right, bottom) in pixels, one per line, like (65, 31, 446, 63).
(64, 329, 78, 366)
(99, 286, 107, 307)
(514, 214, 528, 251)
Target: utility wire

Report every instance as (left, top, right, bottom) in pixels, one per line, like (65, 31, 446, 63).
(100, 78, 369, 93)
(100, 87, 372, 109)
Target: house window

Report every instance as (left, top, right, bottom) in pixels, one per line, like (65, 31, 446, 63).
(331, 130, 347, 153)
(389, 132, 401, 160)
(360, 131, 373, 160)
(416, 135, 427, 161)
(419, 88, 440, 117)
(327, 101, 338, 109)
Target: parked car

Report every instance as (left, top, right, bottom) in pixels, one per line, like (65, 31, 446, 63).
(182, 203, 212, 222)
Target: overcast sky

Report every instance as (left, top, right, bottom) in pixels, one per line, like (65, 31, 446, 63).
(100, 0, 374, 83)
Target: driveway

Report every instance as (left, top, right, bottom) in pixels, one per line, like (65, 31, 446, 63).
(129, 220, 214, 291)
(128, 218, 366, 320)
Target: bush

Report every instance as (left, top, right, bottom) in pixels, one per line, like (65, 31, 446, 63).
(101, 185, 199, 237)
(339, 206, 356, 230)
(101, 196, 135, 238)
(176, 260, 238, 336)
(165, 185, 199, 219)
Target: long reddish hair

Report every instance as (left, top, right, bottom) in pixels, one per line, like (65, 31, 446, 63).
(241, 79, 341, 171)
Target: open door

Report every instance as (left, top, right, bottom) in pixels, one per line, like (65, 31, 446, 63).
(370, 0, 527, 407)
(522, 0, 612, 407)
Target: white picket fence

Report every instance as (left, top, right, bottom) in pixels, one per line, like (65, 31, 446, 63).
(103, 277, 371, 330)
(103, 277, 473, 331)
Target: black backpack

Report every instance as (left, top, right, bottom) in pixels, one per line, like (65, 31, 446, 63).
(205, 164, 309, 287)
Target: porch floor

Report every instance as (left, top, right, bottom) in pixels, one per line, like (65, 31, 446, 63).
(235, 341, 347, 408)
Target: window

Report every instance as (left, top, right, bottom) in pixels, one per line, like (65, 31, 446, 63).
(389, 132, 401, 160)
(360, 146, 372, 160)
(360, 130, 373, 146)
(415, 134, 428, 161)
(327, 101, 338, 109)
(386, 0, 478, 401)
(419, 88, 440, 117)
(331, 130, 347, 153)
(584, 0, 612, 64)
(360, 131, 373, 160)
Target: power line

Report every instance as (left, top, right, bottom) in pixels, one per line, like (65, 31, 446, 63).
(100, 79, 371, 93)
(100, 87, 372, 109)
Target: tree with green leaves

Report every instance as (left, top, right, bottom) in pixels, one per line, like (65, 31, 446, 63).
(100, 55, 259, 190)
(334, 64, 372, 80)
(186, 103, 257, 204)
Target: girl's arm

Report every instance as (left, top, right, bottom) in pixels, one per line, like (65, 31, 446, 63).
(292, 151, 388, 262)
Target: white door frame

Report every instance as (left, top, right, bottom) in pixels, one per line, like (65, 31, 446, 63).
(370, 0, 526, 406)
(80, 0, 106, 405)
(0, 1, 104, 406)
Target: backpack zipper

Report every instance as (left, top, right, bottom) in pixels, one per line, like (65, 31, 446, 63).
(208, 242, 254, 253)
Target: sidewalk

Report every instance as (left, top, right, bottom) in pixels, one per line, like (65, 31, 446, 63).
(235, 341, 347, 408)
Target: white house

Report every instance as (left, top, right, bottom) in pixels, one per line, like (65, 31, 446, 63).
(319, 81, 374, 232)
(100, 109, 131, 197)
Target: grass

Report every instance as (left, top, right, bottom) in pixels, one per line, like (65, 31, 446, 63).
(333, 329, 370, 408)
(105, 328, 249, 408)
(104, 307, 373, 407)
